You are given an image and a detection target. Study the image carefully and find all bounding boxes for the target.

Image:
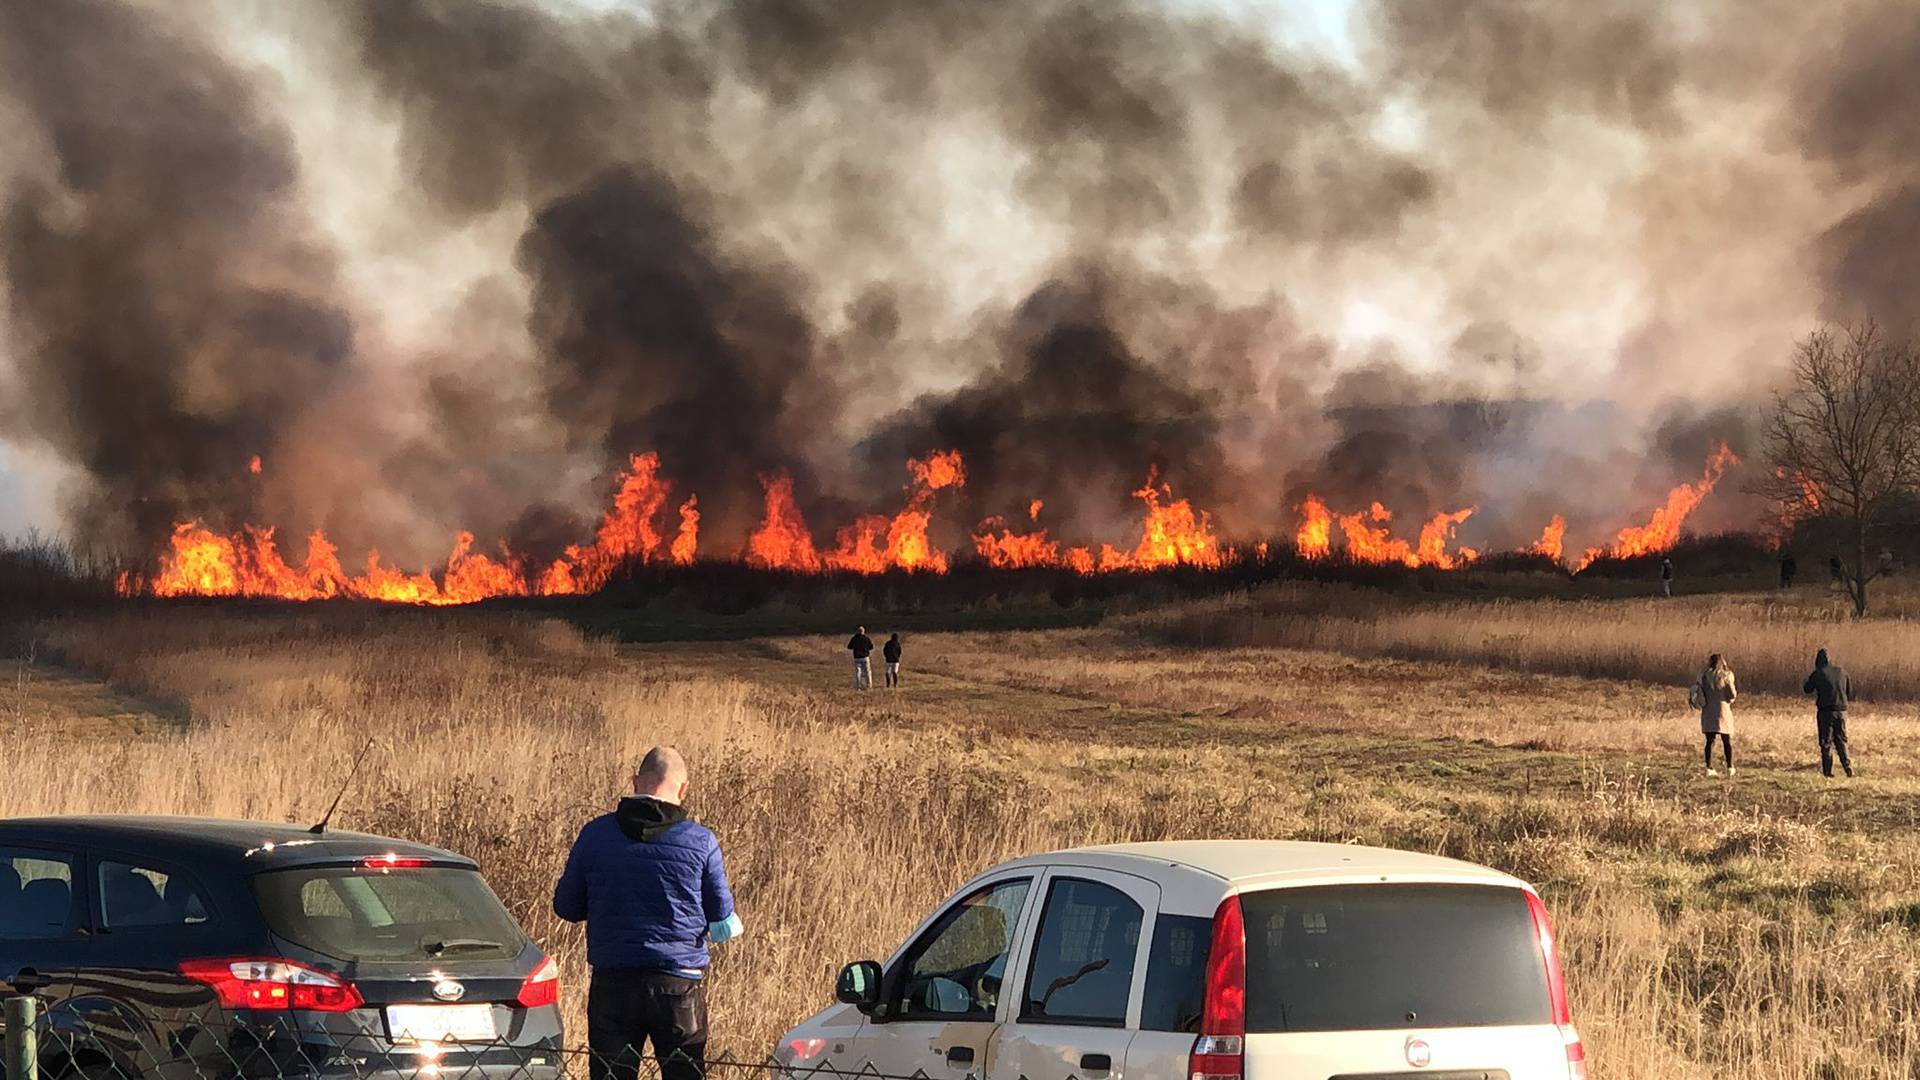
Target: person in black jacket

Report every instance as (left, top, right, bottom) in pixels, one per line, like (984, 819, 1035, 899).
(847, 626, 874, 689)
(882, 632, 903, 688)
(1803, 649, 1854, 777)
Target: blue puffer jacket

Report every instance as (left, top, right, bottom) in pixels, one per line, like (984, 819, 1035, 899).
(553, 797, 736, 973)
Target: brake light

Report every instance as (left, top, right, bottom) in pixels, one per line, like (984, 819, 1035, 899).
(1190, 894, 1245, 1080)
(180, 958, 364, 1013)
(517, 953, 560, 1009)
(1525, 890, 1586, 1079)
(363, 853, 433, 871)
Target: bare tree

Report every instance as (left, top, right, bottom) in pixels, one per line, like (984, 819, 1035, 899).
(1762, 324, 1920, 616)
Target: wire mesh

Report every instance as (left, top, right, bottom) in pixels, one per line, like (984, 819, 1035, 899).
(0, 994, 1056, 1080)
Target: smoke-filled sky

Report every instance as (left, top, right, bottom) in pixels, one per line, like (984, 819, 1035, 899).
(1, 0, 1914, 562)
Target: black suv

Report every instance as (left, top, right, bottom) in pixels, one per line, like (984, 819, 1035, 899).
(0, 816, 563, 1080)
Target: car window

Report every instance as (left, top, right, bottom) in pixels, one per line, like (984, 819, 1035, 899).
(1240, 884, 1552, 1032)
(1019, 878, 1143, 1027)
(1139, 913, 1210, 1032)
(894, 877, 1031, 1021)
(0, 846, 81, 940)
(99, 860, 212, 930)
(254, 866, 527, 961)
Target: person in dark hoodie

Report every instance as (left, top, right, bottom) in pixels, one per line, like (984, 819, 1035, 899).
(882, 632, 902, 688)
(555, 746, 741, 1080)
(1803, 649, 1855, 778)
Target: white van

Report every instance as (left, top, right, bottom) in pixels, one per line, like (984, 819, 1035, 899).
(774, 841, 1584, 1080)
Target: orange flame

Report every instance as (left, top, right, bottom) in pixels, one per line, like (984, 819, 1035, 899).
(1415, 507, 1476, 570)
(443, 531, 528, 601)
(823, 450, 967, 573)
(973, 497, 1065, 569)
(671, 496, 699, 565)
(131, 453, 689, 604)
(973, 516, 1061, 568)
(1530, 515, 1567, 563)
(1336, 502, 1415, 565)
(1300, 497, 1479, 568)
(247, 455, 262, 476)
(1296, 495, 1332, 559)
(126, 442, 1750, 602)
(1769, 467, 1823, 538)
(1575, 443, 1739, 570)
(148, 524, 242, 597)
(133, 523, 522, 605)
(541, 452, 678, 593)
(1097, 469, 1222, 571)
(974, 472, 1221, 574)
(909, 449, 966, 493)
(746, 473, 822, 572)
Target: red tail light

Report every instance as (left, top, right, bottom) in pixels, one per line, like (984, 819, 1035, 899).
(1525, 891, 1586, 1080)
(363, 853, 433, 871)
(1190, 894, 1246, 1080)
(517, 953, 560, 1009)
(180, 958, 364, 1013)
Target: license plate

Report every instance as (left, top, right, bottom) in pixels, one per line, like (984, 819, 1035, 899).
(386, 1003, 498, 1043)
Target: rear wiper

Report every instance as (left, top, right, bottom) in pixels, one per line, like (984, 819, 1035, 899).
(424, 938, 506, 956)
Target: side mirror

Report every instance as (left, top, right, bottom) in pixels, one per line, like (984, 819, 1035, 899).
(835, 960, 883, 1013)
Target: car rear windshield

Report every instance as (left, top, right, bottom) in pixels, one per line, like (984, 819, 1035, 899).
(254, 866, 527, 963)
(1241, 883, 1551, 1033)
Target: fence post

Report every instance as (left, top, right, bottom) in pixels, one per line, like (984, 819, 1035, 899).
(3, 993, 36, 1080)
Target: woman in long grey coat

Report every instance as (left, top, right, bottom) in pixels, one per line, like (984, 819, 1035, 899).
(1698, 652, 1738, 775)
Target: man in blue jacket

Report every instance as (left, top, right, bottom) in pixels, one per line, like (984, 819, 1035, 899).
(555, 747, 742, 1080)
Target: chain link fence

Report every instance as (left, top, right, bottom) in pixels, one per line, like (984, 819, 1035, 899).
(0, 991, 996, 1080)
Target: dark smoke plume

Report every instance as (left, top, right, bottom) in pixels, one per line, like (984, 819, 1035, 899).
(862, 272, 1232, 533)
(515, 165, 827, 542)
(332, 0, 1431, 548)
(5, 0, 1919, 561)
(1797, 10, 1920, 324)
(0, 0, 351, 548)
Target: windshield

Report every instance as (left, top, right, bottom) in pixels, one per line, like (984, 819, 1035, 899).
(254, 866, 528, 962)
(1240, 883, 1551, 1033)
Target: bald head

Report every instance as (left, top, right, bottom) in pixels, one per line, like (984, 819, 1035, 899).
(633, 746, 689, 804)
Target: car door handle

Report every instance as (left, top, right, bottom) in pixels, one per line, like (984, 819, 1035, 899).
(946, 1047, 975, 1065)
(1079, 1054, 1112, 1073)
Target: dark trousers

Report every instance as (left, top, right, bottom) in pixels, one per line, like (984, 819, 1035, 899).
(1818, 712, 1853, 776)
(588, 971, 708, 1080)
(1702, 732, 1731, 768)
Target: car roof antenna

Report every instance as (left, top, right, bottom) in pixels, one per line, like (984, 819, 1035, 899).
(310, 737, 378, 835)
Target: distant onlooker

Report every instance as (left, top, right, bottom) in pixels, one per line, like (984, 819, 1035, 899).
(1829, 555, 1845, 584)
(1692, 652, 1737, 776)
(882, 632, 903, 688)
(1802, 649, 1854, 778)
(1779, 550, 1797, 589)
(1660, 557, 1675, 598)
(847, 626, 874, 690)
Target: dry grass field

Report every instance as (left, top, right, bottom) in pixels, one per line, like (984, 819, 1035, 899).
(1132, 580, 1920, 699)
(4, 583, 1920, 1079)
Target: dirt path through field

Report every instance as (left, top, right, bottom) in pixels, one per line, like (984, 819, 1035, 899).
(628, 635, 1920, 839)
(0, 658, 187, 739)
